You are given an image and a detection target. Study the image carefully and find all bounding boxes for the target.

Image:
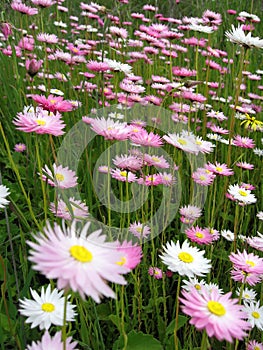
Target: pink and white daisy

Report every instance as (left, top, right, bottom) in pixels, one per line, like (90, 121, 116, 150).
(185, 226, 214, 245)
(129, 221, 151, 239)
(113, 154, 143, 171)
(229, 250, 263, 275)
(247, 340, 263, 350)
(26, 331, 78, 350)
(233, 135, 255, 149)
(129, 129, 163, 147)
(50, 197, 89, 220)
(31, 95, 74, 113)
(228, 184, 257, 204)
(11, 1, 38, 15)
(41, 164, 78, 189)
(27, 221, 128, 302)
(116, 240, 142, 270)
(13, 106, 65, 136)
(192, 168, 216, 186)
(148, 267, 163, 279)
(205, 162, 234, 176)
(14, 143, 27, 152)
(180, 287, 250, 342)
(137, 174, 163, 186)
(111, 169, 137, 182)
(89, 117, 131, 140)
(236, 162, 254, 170)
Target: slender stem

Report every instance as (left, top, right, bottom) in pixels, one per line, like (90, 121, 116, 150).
(62, 291, 69, 350)
(174, 275, 181, 350)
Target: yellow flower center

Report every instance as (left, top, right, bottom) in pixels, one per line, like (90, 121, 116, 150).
(199, 175, 206, 181)
(42, 303, 55, 312)
(50, 99, 56, 104)
(120, 171, 127, 177)
(73, 47, 78, 53)
(152, 157, 160, 162)
(252, 311, 260, 319)
(55, 173, 65, 182)
(207, 301, 226, 316)
(70, 245, 93, 262)
(195, 232, 204, 238)
(178, 252, 194, 263)
(36, 119, 46, 126)
(215, 167, 223, 172)
(116, 256, 127, 266)
(244, 294, 250, 299)
(178, 138, 187, 145)
(195, 284, 201, 290)
(255, 347, 260, 350)
(246, 260, 255, 267)
(136, 227, 142, 233)
(196, 140, 202, 145)
(238, 190, 248, 197)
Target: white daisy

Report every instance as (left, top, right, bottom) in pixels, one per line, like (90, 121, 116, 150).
(160, 240, 211, 278)
(0, 184, 10, 209)
(257, 211, 263, 221)
(19, 284, 76, 330)
(221, 229, 234, 241)
(236, 287, 257, 302)
(188, 23, 214, 34)
(243, 301, 263, 330)
(239, 11, 260, 22)
(182, 277, 206, 293)
(225, 25, 263, 49)
(228, 184, 257, 204)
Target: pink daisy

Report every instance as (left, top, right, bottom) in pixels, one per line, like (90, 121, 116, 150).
(247, 340, 263, 350)
(113, 154, 143, 171)
(143, 154, 169, 168)
(205, 162, 234, 176)
(148, 267, 163, 279)
(41, 164, 78, 189)
(180, 287, 250, 342)
(50, 197, 88, 221)
(31, 94, 73, 113)
(116, 240, 142, 270)
(37, 33, 59, 44)
(179, 205, 202, 222)
(137, 173, 163, 186)
(192, 168, 216, 186)
(14, 143, 26, 152)
(236, 162, 254, 170)
(25, 59, 43, 77)
(27, 221, 128, 302)
(11, 1, 38, 15)
(26, 331, 77, 350)
(229, 250, 263, 275)
(86, 60, 110, 72)
(129, 129, 163, 147)
(129, 221, 151, 239)
(13, 106, 65, 136)
(185, 226, 214, 245)
(89, 117, 131, 140)
(233, 135, 255, 149)
(31, 0, 55, 7)
(111, 169, 137, 182)
(231, 268, 262, 286)
(159, 172, 176, 186)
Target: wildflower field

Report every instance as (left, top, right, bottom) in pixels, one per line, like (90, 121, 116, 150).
(1, 0, 263, 349)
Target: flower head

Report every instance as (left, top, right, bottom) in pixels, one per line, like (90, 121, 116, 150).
(19, 284, 76, 330)
(26, 330, 77, 350)
(27, 221, 128, 302)
(160, 240, 211, 278)
(225, 25, 263, 49)
(41, 164, 78, 189)
(180, 287, 250, 342)
(0, 185, 10, 209)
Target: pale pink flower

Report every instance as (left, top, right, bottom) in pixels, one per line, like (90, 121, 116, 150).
(143, 154, 169, 168)
(11, 1, 38, 15)
(25, 59, 43, 77)
(14, 143, 26, 152)
(32, 94, 73, 113)
(41, 164, 78, 189)
(129, 221, 151, 238)
(229, 250, 263, 274)
(111, 169, 137, 182)
(192, 168, 216, 186)
(13, 106, 65, 136)
(172, 66, 196, 77)
(233, 135, 255, 149)
(50, 197, 88, 220)
(27, 221, 128, 302)
(236, 162, 254, 170)
(148, 267, 163, 279)
(180, 287, 250, 342)
(31, 0, 55, 7)
(89, 117, 131, 140)
(246, 340, 263, 350)
(113, 154, 143, 171)
(205, 162, 234, 176)
(37, 33, 59, 44)
(129, 129, 163, 147)
(137, 173, 163, 186)
(116, 240, 142, 270)
(87, 60, 110, 72)
(26, 331, 77, 350)
(159, 172, 176, 186)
